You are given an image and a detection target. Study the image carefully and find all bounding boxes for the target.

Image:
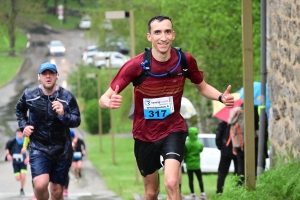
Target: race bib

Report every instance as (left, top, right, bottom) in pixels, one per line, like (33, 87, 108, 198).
(12, 153, 23, 162)
(73, 152, 82, 159)
(143, 97, 174, 119)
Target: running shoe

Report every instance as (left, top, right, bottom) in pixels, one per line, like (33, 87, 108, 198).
(20, 189, 25, 195)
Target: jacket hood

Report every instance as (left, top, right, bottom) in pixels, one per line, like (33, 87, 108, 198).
(188, 127, 198, 141)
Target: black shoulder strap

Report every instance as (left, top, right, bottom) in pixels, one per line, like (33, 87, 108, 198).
(132, 48, 151, 86)
(132, 47, 188, 87)
(173, 47, 188, 77)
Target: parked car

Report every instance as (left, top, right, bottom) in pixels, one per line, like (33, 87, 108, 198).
(47, 40, 65, 56)
(105, 37, 130, 55)
(93, 51, 130, 69)
(79, 16, 91, 29)
(106, 41, 130, 55)
(82, 45, 100, 65)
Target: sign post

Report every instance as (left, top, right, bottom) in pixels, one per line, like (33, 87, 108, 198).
(57, 5, 64, 21)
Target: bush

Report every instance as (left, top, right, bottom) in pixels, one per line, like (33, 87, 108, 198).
(83, 99, 110, 134)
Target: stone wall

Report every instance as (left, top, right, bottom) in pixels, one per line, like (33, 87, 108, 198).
(267, 0, 300, 158)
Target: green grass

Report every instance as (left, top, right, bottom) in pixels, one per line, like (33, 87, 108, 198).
(0, 24, 28, 52)
(0, 56, 24, 87)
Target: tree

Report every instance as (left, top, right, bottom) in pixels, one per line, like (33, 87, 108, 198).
(2, 0, 18, 56)
(0, 0, 45, 56)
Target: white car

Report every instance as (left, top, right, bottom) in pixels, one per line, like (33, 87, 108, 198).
(93, 51, 130, 69)
(82, 45, 100, 65)
(48, 40, 65, 56)
(79, 16, 91, 29)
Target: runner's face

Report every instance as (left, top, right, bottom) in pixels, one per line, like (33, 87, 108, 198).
(16, 131, 23, 139)
(39, 70, 57, 90)
(147, 19, 175, 54)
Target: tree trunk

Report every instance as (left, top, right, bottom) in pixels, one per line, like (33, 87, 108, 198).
(8, 0, 17, 56)
(63, 0, 67, 24)
(53, 0, 58, 15)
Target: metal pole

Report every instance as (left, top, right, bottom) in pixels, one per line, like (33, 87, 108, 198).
(257, 0, 267, 176)
(97, 73, 103, 152)
(242, 0, 256, 190)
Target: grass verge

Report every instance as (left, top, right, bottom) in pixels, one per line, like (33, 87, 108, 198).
(0, 56, 24, 88)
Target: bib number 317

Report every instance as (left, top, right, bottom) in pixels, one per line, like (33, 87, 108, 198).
(143, 97, 174, 119)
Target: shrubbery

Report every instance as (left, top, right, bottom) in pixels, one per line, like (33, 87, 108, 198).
(83, 99, 111, 134)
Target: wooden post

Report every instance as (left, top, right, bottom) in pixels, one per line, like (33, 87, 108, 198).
(242, 0, 256, 190)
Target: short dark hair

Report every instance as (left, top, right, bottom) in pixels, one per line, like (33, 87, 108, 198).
(16, 128, 21, 132)
(148, 15, 172, 33)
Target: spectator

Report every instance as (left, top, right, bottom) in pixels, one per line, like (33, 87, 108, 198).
(184, 127, 206, 199)
(215, 120, 238, 193)
(228, 105, 269, 185)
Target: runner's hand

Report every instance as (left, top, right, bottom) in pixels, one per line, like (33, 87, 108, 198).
(110, 85, 122, 109)
(222, 85, 234, 108)
(24, 157, 29, 165)
(6, 154, 12, 162)
(23, 126, 34, 137)
(52, 101, 64, 116)
(21, 147, 27, 154)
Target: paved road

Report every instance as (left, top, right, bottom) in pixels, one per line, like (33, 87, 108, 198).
(0, 25, 121, 200)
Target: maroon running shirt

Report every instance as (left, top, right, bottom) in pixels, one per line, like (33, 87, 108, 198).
(111, 48, 203, 142)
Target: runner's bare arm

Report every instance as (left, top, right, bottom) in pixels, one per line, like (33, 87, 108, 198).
(195, 80, 234, 107)
(99, 85, 122, 109)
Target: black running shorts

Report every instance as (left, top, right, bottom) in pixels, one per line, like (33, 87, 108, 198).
(134, 131, 187, 177)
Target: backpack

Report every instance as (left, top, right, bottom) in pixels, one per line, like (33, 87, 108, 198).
(132, 47, 188, 86)
(226, 107, 244, 149)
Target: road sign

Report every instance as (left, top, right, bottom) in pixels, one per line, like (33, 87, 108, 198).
(86, 73, 96, 78)
(57, 5, 64, 20)
(105, 11, 129, 19)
